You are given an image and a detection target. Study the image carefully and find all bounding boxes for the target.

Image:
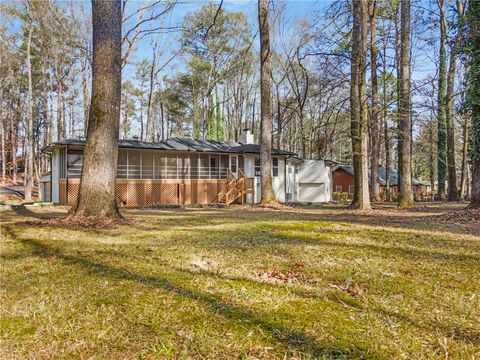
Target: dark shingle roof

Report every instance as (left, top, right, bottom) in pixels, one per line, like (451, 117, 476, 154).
(334, 165, 428, 186)
(42, 137, 296, 156)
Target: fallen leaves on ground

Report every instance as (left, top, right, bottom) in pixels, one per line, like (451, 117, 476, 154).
(329, 277, 366, 298)
(255, 262, 309, 283)
(24, 215, 130, 229)
(440, 208, 480, 222)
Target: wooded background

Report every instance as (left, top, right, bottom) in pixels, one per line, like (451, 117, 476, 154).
(0, 0, 478, 206)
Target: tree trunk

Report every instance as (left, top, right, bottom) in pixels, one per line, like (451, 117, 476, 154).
(369, 0, 381, 202)
(81, 51, 91, 136)
(146, 41, 158, 141)
(467, 0, 480, 208)
(382, 32, 391, 202)
(1, 121, 5, 183)
(73, 0, 122, 218)
(437, 0, 448, 200)
(446, 48, 459, 200)
(397, 0, 413, 206)
(258, 0, 277, 204)
(24, 11, 34, 201)
(55, 64, 65, 141)
(459, 113, 469, 198)
(350, 0, 371, 210)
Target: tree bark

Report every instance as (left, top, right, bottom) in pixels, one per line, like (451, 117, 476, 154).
(369, 0, 381, 202)
(459, 112, 469, 198)
(437, 0, 448, 200)
(397, 0, 414, 206)
(73, 0, 122, 218)
(55, 64, 65, 141)
(258, 0, 277, 204)
(81, 51, 91, 136)
(24, 8, 34, 201)
(466, 0, 480, 208)
(446, 46, 459, 200)
(350, 0, 371, 210)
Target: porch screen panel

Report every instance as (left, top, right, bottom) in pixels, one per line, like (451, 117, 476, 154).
(199, 154, 209, 179)
(59, 147, 66, 179)
(166, 153, 177, 178)
(128, 150, 141, 179)
(154, 153, 166, 179)
(190, 154, 198, 179)
(67, 150, 83, 178)
(220, 155, 229, 179)
(178, 153, 190, 179)
(210, 155, 219, 179)
(117, 149, 128, 178)
(142, 151, 154, 179)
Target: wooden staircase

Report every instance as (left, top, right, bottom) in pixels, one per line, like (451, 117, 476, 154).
(218, 169, 254, 205)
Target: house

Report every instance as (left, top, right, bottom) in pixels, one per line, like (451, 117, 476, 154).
(333, 165, 431, 200)
(41, 130, 333, 206)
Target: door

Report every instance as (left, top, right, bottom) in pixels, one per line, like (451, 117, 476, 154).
(229, 155, 238, 178)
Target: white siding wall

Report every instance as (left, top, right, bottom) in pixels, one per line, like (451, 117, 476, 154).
(298, 160, 333, 203)
(245, 154, 286, 203)
(244, 155, 255, 203)
(51, 149, 60, 204)
(272, 158, 285, 202)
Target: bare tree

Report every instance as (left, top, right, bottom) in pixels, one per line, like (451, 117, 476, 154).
(72, 0, 122, 218)
(369, 0, 381, 202)
(397, 0, 414, 207)
(258, 0, 277, 204)
(350, 0, 371, 210)
(24, 0, 34, 201)
(445, 0, 465, 201)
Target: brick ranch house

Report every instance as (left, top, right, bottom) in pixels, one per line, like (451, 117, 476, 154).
(41, 130, 334, 206)
(333, 165, 431, 200)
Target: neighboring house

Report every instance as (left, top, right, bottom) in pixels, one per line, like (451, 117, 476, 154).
(41, 130, 333, 206)
(333, 165, 431, 200)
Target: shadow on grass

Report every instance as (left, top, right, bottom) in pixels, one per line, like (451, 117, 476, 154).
(8, 205, 65, 221)
(174, 266, 480, 346)
(3, 225, 382, 359)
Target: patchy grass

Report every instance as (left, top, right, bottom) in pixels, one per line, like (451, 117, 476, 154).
(1, 203, 479, 359)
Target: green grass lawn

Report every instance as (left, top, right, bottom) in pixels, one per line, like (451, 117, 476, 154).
(1, 203, 479, 359)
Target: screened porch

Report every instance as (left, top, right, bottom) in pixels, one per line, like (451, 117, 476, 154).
(61, 148, 245, 180)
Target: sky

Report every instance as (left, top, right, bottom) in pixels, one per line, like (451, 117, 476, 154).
(124, 0, 335, 78)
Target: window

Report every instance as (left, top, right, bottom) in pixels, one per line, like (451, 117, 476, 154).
(210, 155, 219, 179)
(142, 151, 153, 179)
(199, 154, 209, 179)
(178, 154, 189, 179)
(67, 150, 83, 178)
(190, 154, 198, 179)
(230, 156, 237, 174)
(59, 147, 66, 179)
(335, 185, 343, 192)
(272, 158, 278, 177)
(117, 149, 128, 178)
(349, 185, 355, 194)
(128, 150, 141, 179)
(254, 157, 260, 177)
(220, 155, 229, 178)
(166, 153, 177, 179)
